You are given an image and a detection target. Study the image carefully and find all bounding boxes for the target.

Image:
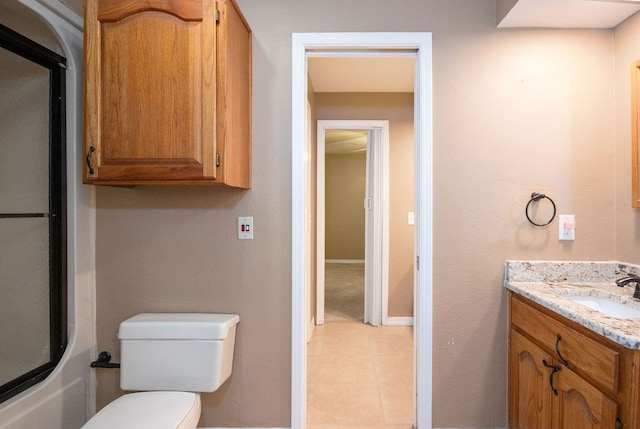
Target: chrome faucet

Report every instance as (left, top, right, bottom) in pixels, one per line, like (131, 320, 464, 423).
(616, 275, 640, 299)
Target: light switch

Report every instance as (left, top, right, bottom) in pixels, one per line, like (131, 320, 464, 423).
(238, 216, 253, 240)
(408, 212, 415, 225)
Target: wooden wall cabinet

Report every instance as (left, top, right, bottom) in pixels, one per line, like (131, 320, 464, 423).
(83, 0, 251, 187)
(631, 60, 640, 206)
(509, 293, 640, 429)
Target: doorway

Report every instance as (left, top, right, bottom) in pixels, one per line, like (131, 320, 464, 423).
(291, 32, 434, 429)
(316, 121, 389, 327)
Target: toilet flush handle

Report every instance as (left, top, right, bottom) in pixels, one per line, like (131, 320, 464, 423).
(90, 351, 121, 369)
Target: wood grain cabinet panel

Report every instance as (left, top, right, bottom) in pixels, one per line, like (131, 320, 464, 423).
(555, 367, 617, 429)
(509, 329, 553, 429)
(511, 296, 619, 395)
(83, 0, 251, 187)
(508, 293, 640, 429)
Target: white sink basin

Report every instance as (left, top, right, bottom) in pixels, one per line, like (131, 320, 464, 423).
(567, 296, 640, 319)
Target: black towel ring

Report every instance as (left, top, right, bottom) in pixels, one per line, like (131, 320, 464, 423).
(525, 192, 556, 227)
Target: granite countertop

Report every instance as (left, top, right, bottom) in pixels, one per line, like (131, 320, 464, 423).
(504, 260, 640, 350)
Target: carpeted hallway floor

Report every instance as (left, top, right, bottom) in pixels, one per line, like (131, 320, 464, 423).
(324, 262, 364, 323)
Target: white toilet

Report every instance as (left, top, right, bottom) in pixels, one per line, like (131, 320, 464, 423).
(82, 313, 240, 429)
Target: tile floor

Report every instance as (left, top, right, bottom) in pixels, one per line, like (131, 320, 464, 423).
(307, 322, 414, 429)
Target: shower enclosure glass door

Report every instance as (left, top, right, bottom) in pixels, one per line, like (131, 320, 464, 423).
(0, 22, 67, 403)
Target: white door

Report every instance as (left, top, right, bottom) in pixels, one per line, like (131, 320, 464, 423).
(316, 121, 389, 326)
(364, 126, 387, 326)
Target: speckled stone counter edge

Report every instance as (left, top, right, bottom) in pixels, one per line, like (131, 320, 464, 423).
(505, 260, 640, 284)
(504, 260, 640, 349)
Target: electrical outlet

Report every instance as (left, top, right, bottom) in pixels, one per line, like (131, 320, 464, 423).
(558, 215, 575, 241)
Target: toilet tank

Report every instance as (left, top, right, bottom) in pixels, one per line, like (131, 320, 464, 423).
(118, 313, 239, 392)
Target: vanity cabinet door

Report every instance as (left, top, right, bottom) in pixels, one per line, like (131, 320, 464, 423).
(509, 329, 554, 429)
(510, 328, 619, 429)
(554, 366, 618, 429)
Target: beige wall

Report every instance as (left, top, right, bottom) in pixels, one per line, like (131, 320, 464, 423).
(325, 152, 367, 260)
(614, 13, 640, 264)
(430, 28, 615, 425)
(316, 93, 415, 318)
(93, 1, 633, 427)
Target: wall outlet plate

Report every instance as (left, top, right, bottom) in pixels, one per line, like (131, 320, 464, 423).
(558, 214, 575, 241)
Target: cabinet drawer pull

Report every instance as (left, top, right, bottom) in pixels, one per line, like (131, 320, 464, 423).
(555, 334, 570, 367)
(542, 359, 562, 396)
(86, 146, 95, 175)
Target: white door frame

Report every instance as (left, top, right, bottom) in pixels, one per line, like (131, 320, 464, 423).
(292, 32, 433, 428)
(316, 120, 389, 326)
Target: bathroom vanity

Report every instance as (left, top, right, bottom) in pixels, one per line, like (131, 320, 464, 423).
(505, 261, 640, 429)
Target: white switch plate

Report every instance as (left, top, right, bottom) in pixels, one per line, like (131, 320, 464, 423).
(408, 212, 415, 225)
(238, 216, 253, 240)
(558, 215, 575, 241)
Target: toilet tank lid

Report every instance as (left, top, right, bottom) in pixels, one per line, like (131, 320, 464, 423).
(118, 313, 240, 340)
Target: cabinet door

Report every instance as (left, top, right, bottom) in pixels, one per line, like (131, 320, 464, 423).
(554, 366, 618, 429)
(509, 329, 554, 429)
(84, 0, 216, 183)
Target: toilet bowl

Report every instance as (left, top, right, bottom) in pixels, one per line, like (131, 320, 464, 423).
(82, 313, 239, 429)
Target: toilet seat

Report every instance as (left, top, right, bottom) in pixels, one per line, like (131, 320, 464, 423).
(81, 391, 200, 429)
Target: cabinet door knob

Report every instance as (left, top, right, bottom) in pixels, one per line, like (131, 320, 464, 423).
(555, 334, 570, 367)
(86, 146, 95, 175)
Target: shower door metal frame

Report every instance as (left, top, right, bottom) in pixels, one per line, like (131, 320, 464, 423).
(0, 22, 67, 404)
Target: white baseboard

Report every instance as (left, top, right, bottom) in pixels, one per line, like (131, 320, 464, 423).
(325, 259, 365, 264)
(384, 316, 413, 326)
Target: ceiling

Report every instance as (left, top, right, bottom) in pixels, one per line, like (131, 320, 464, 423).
(498, 0, 640, 28)
(308, 56, 415, 93)
(325, 129, 368, 154)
